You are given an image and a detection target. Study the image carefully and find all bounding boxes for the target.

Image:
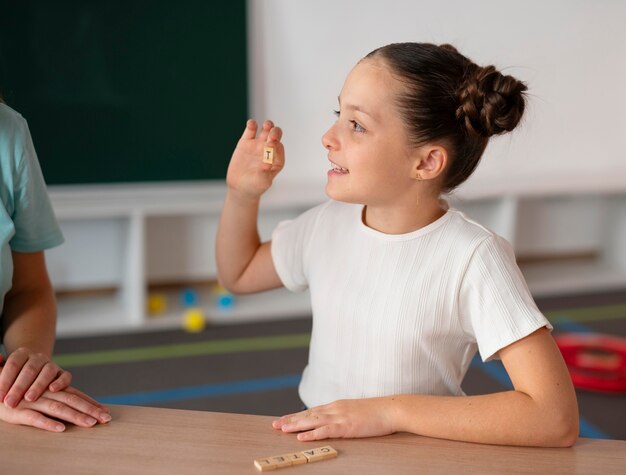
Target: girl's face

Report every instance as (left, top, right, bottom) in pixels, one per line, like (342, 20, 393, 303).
(322, 58, 418, 207)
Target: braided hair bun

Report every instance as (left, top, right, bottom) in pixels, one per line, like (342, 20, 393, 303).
(456, 64, 527, 138)
(365, 42, 528, 191)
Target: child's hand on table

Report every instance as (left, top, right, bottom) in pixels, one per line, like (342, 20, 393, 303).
(0, 347, 72, 407)
(0, 383, 111, 432)
(272, 398, 397, 441)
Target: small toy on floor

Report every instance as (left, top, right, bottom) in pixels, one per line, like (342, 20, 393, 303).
(555, 332, 626, 393)
(213, 283, 235, 310)
(147, 293, 167, 316)
(181, 288, 199, 307)
(182, 308, 206, 333)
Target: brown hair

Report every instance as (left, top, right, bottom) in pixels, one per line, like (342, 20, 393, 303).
(365, 43, 527, 192)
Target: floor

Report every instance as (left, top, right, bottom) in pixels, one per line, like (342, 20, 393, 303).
(54, 289, 626, 440)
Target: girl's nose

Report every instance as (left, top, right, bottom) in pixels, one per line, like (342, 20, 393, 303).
(322, 125, 338, 150)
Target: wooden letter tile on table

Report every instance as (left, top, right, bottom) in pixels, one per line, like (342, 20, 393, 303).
(301, 445, 338, 463)
(254, 457, 277, 471)
(254, 446, 337, 471)
(269, 455, 293, 469)
(284, 452, 307, 465)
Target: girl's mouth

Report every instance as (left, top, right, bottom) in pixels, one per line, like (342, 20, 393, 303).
(329, 160, 349, 174)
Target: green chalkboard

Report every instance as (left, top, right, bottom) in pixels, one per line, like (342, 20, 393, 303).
(0, 1, 247, 184)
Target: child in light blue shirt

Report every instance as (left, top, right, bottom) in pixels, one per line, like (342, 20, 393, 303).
(0, 102, 110, 431)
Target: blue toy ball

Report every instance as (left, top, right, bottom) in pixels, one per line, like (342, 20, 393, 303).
(181, 288, 199, 307)
(217, 293, 235, 310)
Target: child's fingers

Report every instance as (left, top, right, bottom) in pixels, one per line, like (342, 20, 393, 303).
(261, 127, 285, 172)
(272, 408, 307, 429)
(240, 119, 258, 140)
(48, 370, 72, 393)
(23, 363, 64, 402)
(257, 120, 275, 142)
(45, 389, 111, 424)
(0, 352, 29, 404)
(12, 408, 66, 433)
(267, 125, 283, 144)
(64, 386, 110, 412)
(30, 396, 99, 428)
(297, 425, 334, 441)
(3, 369, 39, 408)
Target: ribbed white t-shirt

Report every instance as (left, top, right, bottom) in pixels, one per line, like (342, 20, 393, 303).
(271, 200, 551, 408)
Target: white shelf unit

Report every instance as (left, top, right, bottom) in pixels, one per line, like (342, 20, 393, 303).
(48, 175, 626, 337)
(450, 172, 626, 297)
(48, 182, 321, 337)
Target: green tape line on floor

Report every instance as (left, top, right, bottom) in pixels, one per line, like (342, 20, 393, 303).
(55, 333, 311, 368)
(545, 304, 626, 323)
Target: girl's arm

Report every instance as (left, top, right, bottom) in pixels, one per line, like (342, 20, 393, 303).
(273, 327, 579, 447)
(0, 251, 72, 407)
(216, 120, 284, 294)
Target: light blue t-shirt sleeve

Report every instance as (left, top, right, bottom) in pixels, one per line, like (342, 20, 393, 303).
(8, 113, 64, 252)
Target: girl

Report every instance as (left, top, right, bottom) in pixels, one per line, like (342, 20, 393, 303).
(216, 43, 578, 447)
(0, 99, 110, 431)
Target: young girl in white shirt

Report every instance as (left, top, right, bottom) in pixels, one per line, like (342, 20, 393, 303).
(216, 42, 578, 447)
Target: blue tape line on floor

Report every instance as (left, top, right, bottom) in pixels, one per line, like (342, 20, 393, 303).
(97, 374, 302, 405)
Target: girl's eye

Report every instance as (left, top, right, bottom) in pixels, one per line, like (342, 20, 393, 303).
(333, 109, 340, 117)
(350, 120, 366, 133)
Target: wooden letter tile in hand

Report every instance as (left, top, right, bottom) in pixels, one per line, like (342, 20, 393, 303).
(263, 147, 274, 164)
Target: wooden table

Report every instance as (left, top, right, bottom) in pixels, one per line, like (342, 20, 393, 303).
(1, 405, 625, 474)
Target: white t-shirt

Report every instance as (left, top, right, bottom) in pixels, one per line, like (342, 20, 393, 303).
(271, 200, 551, 408)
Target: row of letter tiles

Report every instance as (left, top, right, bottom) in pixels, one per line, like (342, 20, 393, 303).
(254, 445, 338, 471)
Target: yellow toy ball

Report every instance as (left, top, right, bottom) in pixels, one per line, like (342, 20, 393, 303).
(147, 293, 167, 316)
(183, 308, 206, 333)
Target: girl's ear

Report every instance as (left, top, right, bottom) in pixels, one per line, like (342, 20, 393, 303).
(412, 145, 448, 180)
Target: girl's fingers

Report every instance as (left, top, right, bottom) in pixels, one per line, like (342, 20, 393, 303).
(24, 363, 63, 401)
(257, 120, 275, 142)
(297, 425, 334, 441)
(272, 409, 305, 428)
(267, 126, 283, 143)
(48, 370, 72, 393)
(240, 119, 258, 140)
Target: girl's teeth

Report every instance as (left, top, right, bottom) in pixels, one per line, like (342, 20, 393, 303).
(330, 161, 349, 173)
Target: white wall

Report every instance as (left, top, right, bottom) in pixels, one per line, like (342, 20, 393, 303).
(249, 0, 626, 193)
(48, 1, 626, 291)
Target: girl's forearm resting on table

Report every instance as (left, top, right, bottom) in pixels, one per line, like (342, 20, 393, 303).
(389, 389, 578, 447)
(276, 329, 579, 447)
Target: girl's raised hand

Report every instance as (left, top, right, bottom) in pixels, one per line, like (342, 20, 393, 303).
(272, 398, 397, 441)
(226, 120, 285, 200)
